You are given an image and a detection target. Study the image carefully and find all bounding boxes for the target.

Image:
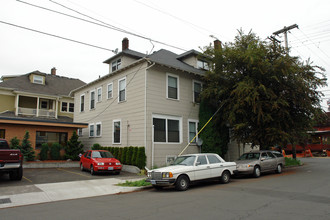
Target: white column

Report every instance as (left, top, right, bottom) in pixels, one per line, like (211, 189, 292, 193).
(36, 97, 40, 117)
(15, 94, 20, 116)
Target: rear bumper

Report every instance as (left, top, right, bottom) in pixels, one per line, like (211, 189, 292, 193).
(0, 162, 21, 171)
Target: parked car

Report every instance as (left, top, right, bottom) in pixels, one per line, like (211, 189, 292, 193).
(0, 139, 23, 181)
(146, 153, 237, 191)
(80, 150, 122, 175)
(235, 150, 285, 178)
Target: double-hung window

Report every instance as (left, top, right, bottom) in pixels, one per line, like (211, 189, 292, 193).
(193, 81, 202, 103)
(61, 102, 68, 112)
(107, 83, 113, 99)
(97, 87, 102, 102)
(112, 59, 121, 72)
(113, 120, 121, 144)
(90, 90, 95, 110)
(118, 77, 126, 102)
(89, 124, 95, 137)
(188, 120, 199, 144)
(167, 74, 179, 100)
(153, 115, 182, 143)
(96, 122, 102, 137)
(80, 94, 85, 112)
(69, 103, 74, 113)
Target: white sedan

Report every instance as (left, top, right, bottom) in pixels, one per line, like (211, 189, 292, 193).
(146, 153, 237, 191)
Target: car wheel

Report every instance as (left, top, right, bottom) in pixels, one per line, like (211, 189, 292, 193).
(220, 170, 230, 184)
(175, 175, 189, 191)
(275, 164, 282, 174)
(9, 166, 23, 181)
(80, 163, 85, 171)
(253, 166, 261, 178)
(90, 165, 95, 175)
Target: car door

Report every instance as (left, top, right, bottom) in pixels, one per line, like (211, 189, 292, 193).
(84, 151, 92, 169)
(266, 152, 278, 170)
(260, 152, 271, 171)
(194, 155, 211, 180)
(207, 154, 224, 178)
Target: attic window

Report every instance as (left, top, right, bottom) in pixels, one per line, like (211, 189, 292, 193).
(33, 75, 44, 84)
(111, 59, 121, 72)
(197, 60, 209, 70)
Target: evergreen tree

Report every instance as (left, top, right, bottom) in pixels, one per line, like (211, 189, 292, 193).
(64, 131, 84, 161)
(136, 147, 146, 169)
(9, 137, 21, 150)
(50, 143, 61, 160)
(21, 131, 35, 161)
(39, 143, 49, 161)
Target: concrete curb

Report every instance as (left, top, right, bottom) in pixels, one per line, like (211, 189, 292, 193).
(23, 161, 141, 174)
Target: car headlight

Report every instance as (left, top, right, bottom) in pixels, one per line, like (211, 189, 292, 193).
(162, 172, 173, 178)
(116, 162, 121, 165)
(147, 172, 151, 178)
(97, 162, 104, 165)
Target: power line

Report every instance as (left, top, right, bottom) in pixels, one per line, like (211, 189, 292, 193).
(16, 0, 188, 52)
(0, 20, 117, 52)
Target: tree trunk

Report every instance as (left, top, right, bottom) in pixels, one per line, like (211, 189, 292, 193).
(292, 143, 297, 159)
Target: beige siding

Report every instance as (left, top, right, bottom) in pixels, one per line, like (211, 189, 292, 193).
(74, 63, 148, 150)
(145, 66, 202, 167)
(0, 94, 15, 112)
(181, 56, 198, 68)
(58, 97, 74, 118)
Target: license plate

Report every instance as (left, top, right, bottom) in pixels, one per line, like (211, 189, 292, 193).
(150, 180, 156, 185)
(108, 167, 114, 170)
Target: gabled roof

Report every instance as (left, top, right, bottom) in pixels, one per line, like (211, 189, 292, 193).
(0, 71, 86, 97)
(103, 49, 146, 64)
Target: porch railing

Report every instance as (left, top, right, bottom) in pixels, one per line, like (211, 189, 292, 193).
(17, 107, 56, 118)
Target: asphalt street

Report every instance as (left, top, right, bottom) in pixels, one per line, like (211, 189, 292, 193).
(0, 158, 329, 220)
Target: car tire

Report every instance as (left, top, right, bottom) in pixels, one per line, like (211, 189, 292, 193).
(275, 164, 282, 174)
(175, 175, 189, 191)
(90, 165, 95, 175)
(9, 166, 23, 181)
(80, 163, 85, 171)
(220, 170, 230, 184)
(253, 166, 261, 178)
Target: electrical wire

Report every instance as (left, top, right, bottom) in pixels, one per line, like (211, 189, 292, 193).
(16, 0, 188, 52)
(0, 20, 117, 53)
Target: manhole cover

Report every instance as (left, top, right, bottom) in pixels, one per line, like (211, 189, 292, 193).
(0, 198, 11, 204)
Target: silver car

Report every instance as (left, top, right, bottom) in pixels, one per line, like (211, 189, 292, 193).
(235, 150, 285, 178)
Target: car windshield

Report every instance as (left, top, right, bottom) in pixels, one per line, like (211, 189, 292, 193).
(92, 151, 114, 158)
(172, 156, 196, 166)
(238, 153, 260, 160)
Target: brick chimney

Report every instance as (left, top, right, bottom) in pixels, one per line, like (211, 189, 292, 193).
(51, 67, 56, 75)
(122, 38, 129, 51)
(214, 40, 222, 50)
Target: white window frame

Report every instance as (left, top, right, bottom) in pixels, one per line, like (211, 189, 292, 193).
(68, 103, 74, 113)
(96, 122, 102, 137)
(152, 114, 182, 144)
(90, 90, 95, 110)
(77, 128, 83, 136)
(197, 59, 209, 70)
(80, 94, 85, 112)
(118, 77, 126, 103)
(107, 82, 113, 99)
(33, 75, 44, 84)
(166, 73, 180, 100)
(97, 87, 102, 102)
(89, 123, 95, 137)
(111, 58, 121, 72)
(112, 119, 121, 144)
(192, 80, 202, 103)
(188, 119, 199, 144)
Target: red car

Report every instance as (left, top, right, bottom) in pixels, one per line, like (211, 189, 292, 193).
(80, 150, 122, 175)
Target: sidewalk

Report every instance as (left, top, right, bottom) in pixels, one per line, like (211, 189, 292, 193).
(0, 177, 147, 209)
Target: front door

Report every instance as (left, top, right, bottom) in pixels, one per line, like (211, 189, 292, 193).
(194, 155, 211, 180)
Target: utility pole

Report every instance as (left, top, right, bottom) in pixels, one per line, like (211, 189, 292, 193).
(273, 24, 298, 51)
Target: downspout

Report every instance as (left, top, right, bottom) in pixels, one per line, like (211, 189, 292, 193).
(145, 60, 155, 168)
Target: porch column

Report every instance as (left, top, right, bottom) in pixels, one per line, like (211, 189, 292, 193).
(55, 98, 58, 119)
(36, 97, 40, 117)
(15, 94, 20, 116)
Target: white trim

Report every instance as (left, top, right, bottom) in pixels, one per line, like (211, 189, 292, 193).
(33, 75, 44, 84)
(107, 82, 113, 99)
(192, 80, 202, 103)
(60, 101, 68, 112)
(188, 119, 199, 144)
(80, 94, 85, 112)
(112, 119, 121, 144)
(97, 87, 102, 103)
(152, 114, 182, 144)
(90, 89, 95, 110)
(166, 73, 180, 100)
(89, 123, 95, 137)
(96, 122, 102, 137)
(118, 77, 126, 103)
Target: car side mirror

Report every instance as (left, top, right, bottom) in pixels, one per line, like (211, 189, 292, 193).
(195, 161, 201, 166)
(261, 157, 266, 161)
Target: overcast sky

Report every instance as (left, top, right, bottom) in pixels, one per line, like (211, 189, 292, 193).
(1, 0, 330, 108)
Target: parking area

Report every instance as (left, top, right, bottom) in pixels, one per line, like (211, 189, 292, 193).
(0, 167, 143, 187)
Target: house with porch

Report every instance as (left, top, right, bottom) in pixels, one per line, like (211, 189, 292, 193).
(71, 38, 213, 168)
(0, 68, 88, 156)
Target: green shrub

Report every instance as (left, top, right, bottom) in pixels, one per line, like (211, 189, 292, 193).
(92, 143, 101, 150)
(9, 137, 21, 150)
(39, 143, 49, 161)
(121, 147, 128, 164)
(117, 148, 122, 161)
(64, 131, 84, 161)
(126, 146, 134, 165)
(131, 147, 138, 166)
(21, 131, 35, 161)
(50, 143, 61, 160)
(285, 157, 302, 166)
(136, 147, 146, 169)
(113, 147, 119, 159)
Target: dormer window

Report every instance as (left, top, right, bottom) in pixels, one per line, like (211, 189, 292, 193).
(112, 59, 121, 72)
(33, 75, 44, 84)
(197, 60, 209, 70)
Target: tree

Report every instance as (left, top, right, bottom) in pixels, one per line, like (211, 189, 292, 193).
(39, 143, 49, 161)
(9, 137, 20, 150)
(202, 30, 326, 153)
(64, 131, 84, 161)
(21, 131, 35, 161)
(50, 143, 61, 160)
